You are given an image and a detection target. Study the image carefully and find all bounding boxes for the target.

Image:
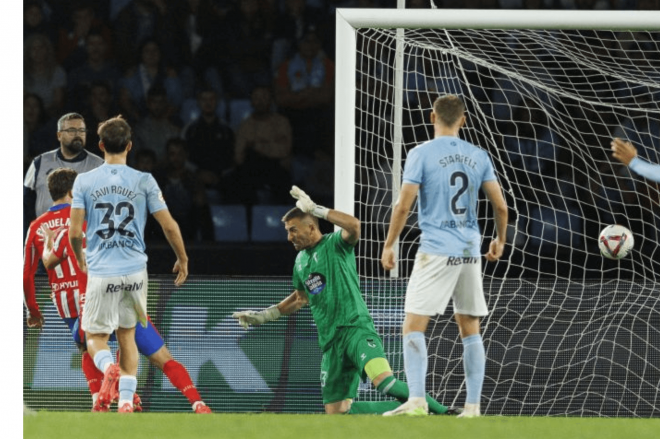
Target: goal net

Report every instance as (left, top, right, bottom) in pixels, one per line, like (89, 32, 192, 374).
(335, 9, 660, 417)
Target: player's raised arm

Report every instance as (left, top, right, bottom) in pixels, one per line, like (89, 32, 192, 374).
(381, 183, 419, 271)
(152, 209, 189, 286)
(289, 185, 360, 245)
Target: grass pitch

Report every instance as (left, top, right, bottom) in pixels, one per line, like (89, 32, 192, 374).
(23, 412, 658, 439)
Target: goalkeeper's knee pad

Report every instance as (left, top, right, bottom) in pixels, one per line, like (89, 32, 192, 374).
(364, 357, 392, 382)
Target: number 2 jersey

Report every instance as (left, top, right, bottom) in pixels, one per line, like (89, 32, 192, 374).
(403, 136, 498, 257)
(71, 163, 167, 277)
(23, 204, 85, 319)
(292, 231, 376, 352)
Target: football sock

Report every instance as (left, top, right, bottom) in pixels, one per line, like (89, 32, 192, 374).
(93, 349, 114, 373)
(376, 375, 408, 399)
(403, 332, 427, 398)
(376, 375, 448, 414)
(462, 334, 485, 405)
(118, 375, 137, 407)
(163, 360, 202, 404)
(348, 400, 402, 414)
(82, 351, 104, 395)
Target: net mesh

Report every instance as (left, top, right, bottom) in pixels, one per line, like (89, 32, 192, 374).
(352, 26, 660, 416)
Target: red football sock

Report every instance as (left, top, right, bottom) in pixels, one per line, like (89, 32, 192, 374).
(162, 360, 202, 404)
(82, 351, 104, 394)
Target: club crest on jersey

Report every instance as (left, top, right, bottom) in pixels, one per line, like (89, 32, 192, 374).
(305, 272, 326, 295)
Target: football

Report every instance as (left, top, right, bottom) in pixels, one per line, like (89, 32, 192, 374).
(598, 224, 634, 260)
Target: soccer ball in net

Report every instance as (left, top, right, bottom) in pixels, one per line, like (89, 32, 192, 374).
(598, 225, 634, 260)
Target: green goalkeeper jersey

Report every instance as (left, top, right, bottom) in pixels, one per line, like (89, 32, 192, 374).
(292, 231, 375, 351)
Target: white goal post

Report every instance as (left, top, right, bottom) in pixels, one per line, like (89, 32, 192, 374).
(335, 8, 660, 417)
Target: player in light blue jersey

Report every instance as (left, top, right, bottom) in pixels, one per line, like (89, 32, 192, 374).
(70, 115, 189, 413)
(611, 137, 660, 183)
(381, 95, 508, 417)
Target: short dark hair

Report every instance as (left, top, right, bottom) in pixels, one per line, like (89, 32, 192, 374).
(47, 168, 77, 201)
(57, 112, 85, 131)
(98, 115, 132, 154)
(281, 207, 318, 227)
(433, 94, 465, 127)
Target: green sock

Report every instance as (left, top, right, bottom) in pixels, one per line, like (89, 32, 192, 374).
(376, 376, 449, 414)
(348, 400, 402, 414)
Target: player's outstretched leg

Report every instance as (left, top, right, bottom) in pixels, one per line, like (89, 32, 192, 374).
(138, 321, 212, 414)
(375, 375, 448, 415)
(362, 357, 449, 415)
(162, 359, 212, 413)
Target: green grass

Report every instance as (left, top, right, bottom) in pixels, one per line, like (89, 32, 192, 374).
(23, 412, 659, 439)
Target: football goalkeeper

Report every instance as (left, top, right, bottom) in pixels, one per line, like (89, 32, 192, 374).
(232, 186, 452, 416)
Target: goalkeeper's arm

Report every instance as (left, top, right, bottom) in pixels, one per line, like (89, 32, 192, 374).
(289, 185, 360, 245)
(232, 289, 308, 329)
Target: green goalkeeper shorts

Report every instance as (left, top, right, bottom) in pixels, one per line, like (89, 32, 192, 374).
(319, 325, 387, 405)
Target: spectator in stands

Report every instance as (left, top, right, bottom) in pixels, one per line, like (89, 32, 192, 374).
(24, 93, 54, 159)
(274, 25, 334, 158)
(118, 38, 184, 122)
(56, 2, 114, 71)
(153, 138, 212, 240)
(24, 33, 67, 118)
(24, 1, 57, 43)
(235, 85, 293, 204)
(188, 0, 234, 75)
(214, 0, 274, 99)
(182, 87, 235, 203)
(66, 29, 121, 111)
(112, 0, 188, 71)
(133, 85, 182, 163)
(272, 0, 327, 72)
(80, 81, 119, 158)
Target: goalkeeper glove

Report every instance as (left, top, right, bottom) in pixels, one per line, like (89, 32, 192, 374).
(232, 305, 281, 329)
(290, 185, 329, 220)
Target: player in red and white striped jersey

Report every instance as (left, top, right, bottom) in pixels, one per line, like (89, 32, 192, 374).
(23, 168, 107, 409)
(23, 169, 83, 327)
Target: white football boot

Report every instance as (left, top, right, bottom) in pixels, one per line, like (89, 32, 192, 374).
(383, 397, 429, 417)
(457, 403, 481, 418)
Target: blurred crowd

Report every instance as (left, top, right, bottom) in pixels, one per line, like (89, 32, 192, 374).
(23, 0, 659, 244)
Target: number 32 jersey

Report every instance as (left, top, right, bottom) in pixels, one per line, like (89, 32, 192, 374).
(72, 163, 167, 276)
(403, 136, 498, 257)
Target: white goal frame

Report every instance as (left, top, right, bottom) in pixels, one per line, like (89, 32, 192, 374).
(334, 7, 660, 220)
